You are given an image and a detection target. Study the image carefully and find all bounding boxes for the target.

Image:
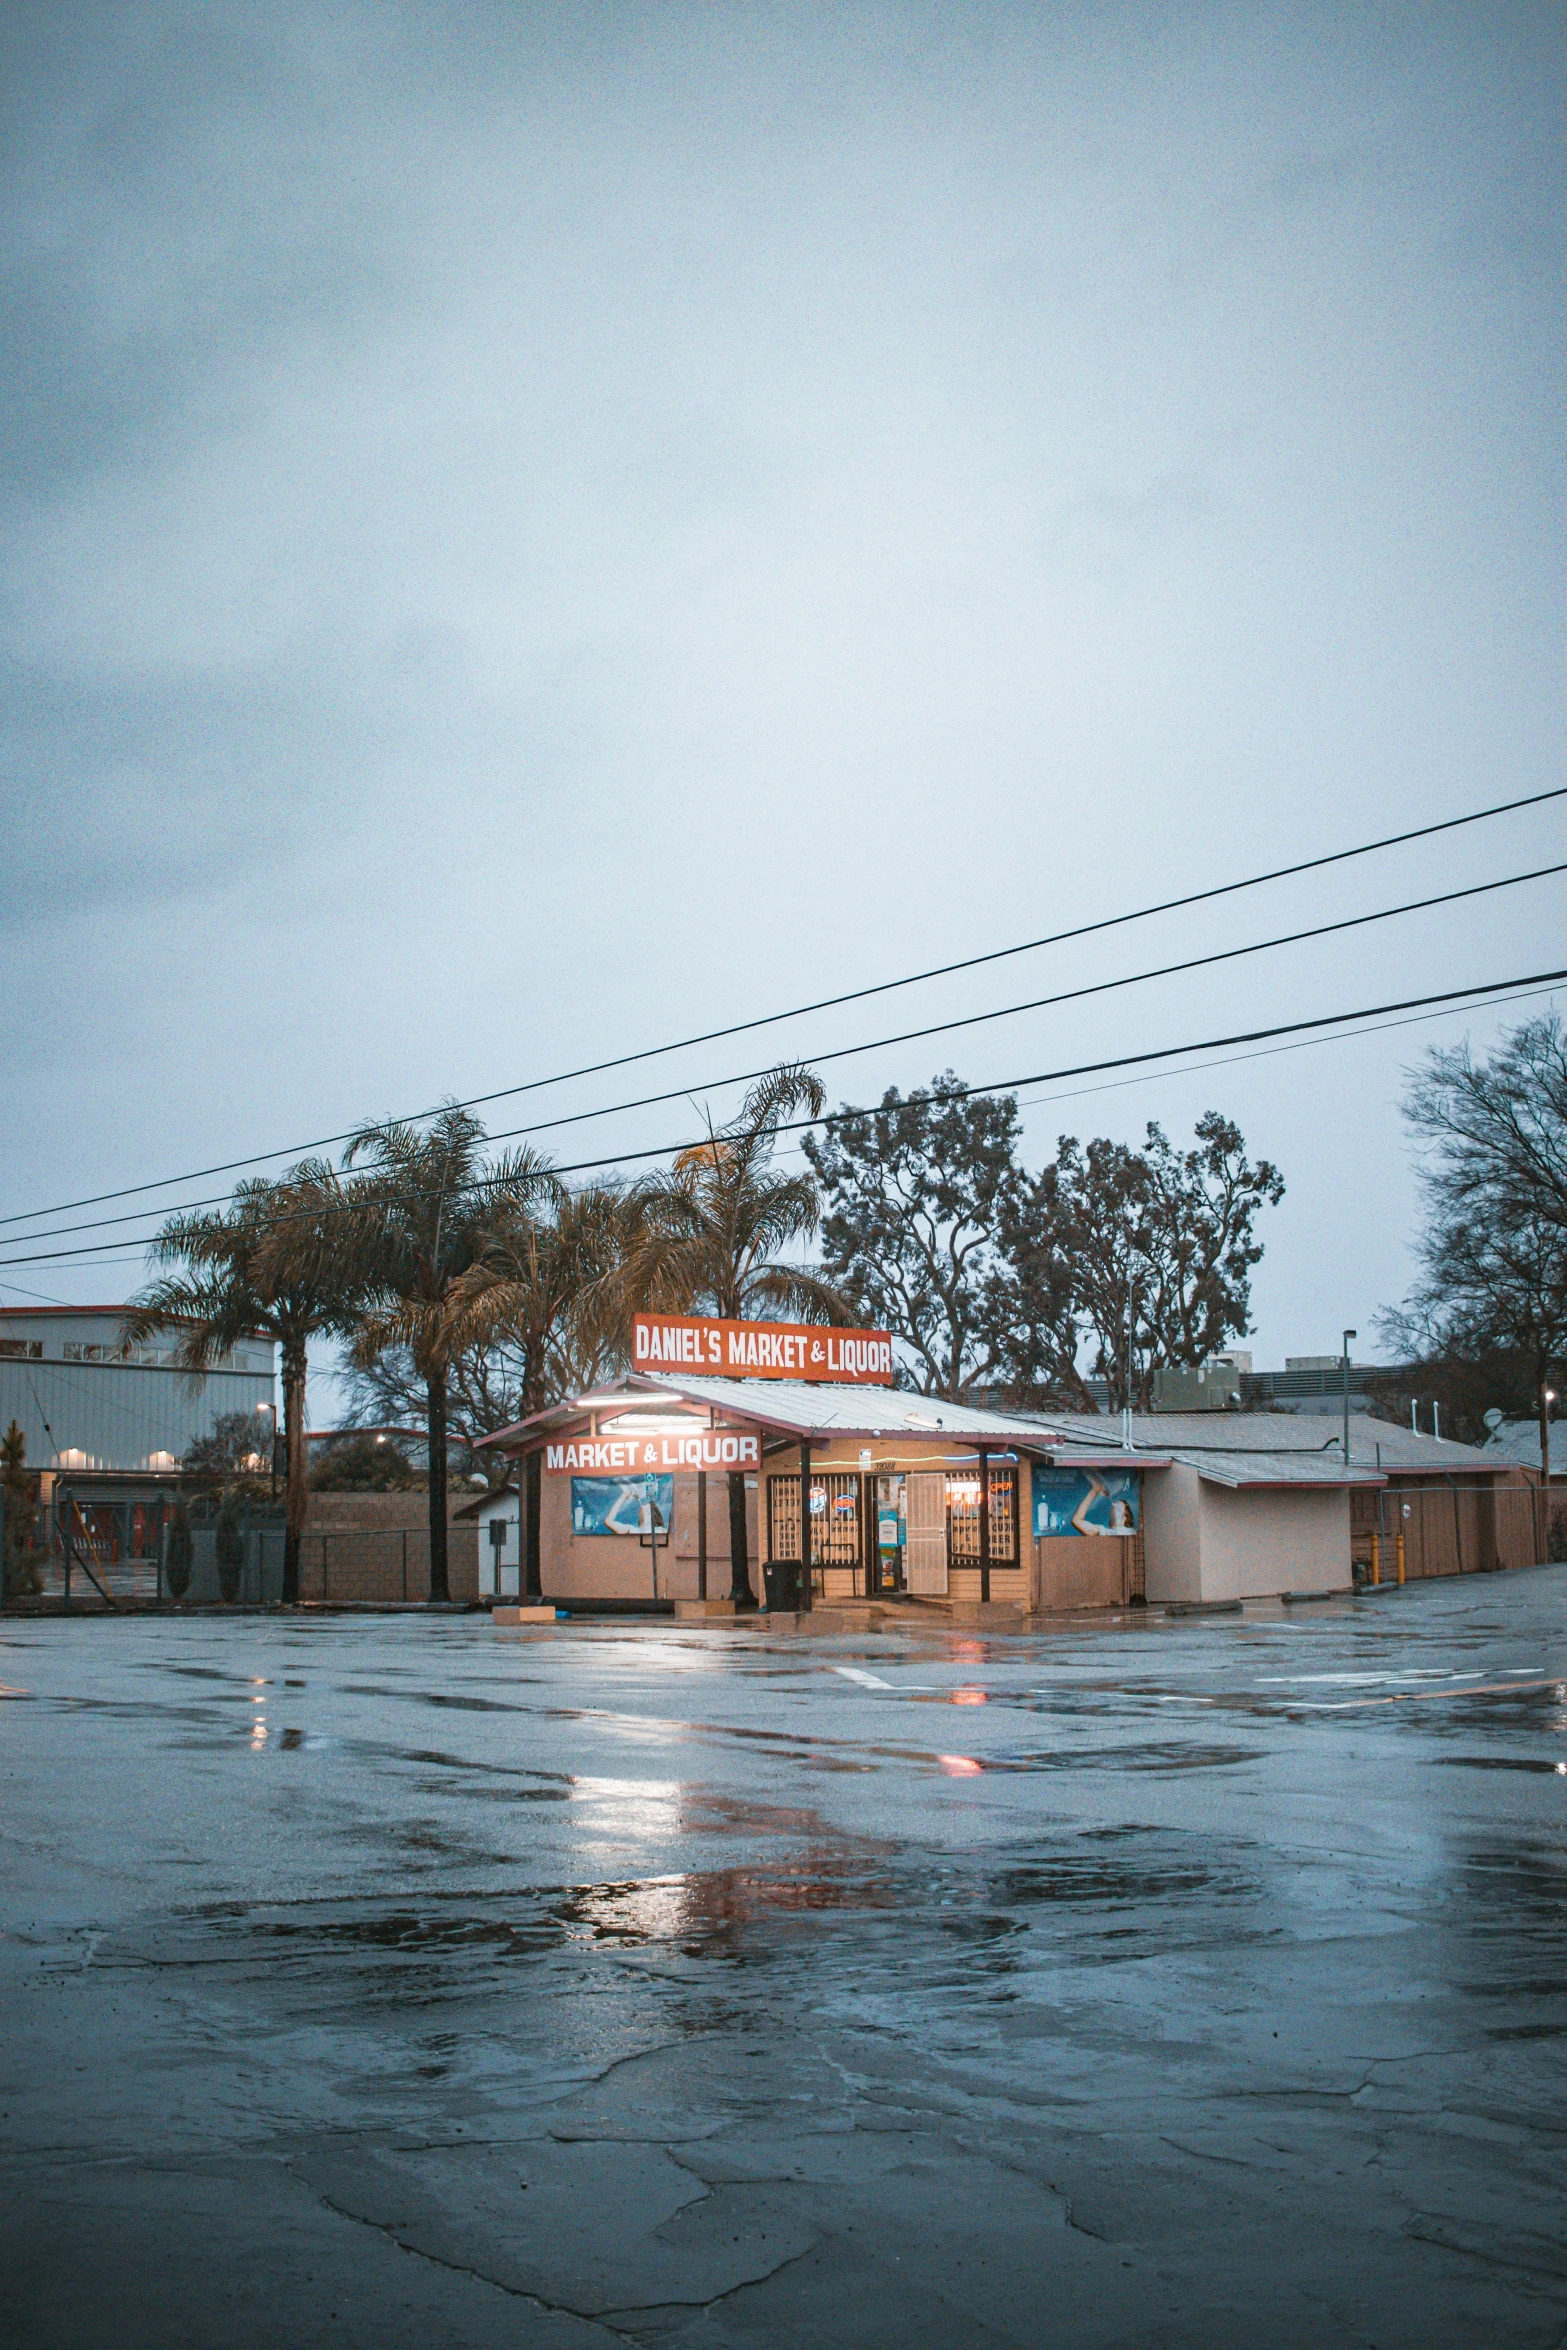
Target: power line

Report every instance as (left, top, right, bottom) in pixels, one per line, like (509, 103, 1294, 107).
(763, 976, 1567, 1158)
(5, 781, 1563, 1232)
(374, 858, 1567, 1150)
(39, 978, 1566, 1284)
(11, 855, 1566, 1257)
(3, 961, 1562, 1271)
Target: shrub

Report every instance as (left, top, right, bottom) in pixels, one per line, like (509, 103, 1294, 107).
(2, 1420, 42, 1599)
(215, 1499, 245, 1602)
(310, 1431, 422, 1492)
(165, 1499, 194, 1600)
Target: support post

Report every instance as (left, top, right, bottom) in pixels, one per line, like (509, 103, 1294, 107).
(798, 1443, 812, 1612)
(525, 1451, 542, 1598)
(1396, 1528, 1406, 1585)
(860, 1470, 873, 1599)
(697, 1470, 707, 1602)
(727, 1464, 755, 1608)
(977, 1448, 991, 1604)
(1369, 1531, 1380, 1586)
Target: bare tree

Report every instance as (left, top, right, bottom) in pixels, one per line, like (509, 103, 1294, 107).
(1384, 1015, 1567, 1483)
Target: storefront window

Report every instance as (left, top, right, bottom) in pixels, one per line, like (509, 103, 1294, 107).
(766, 1473, 863, 1565)
(947, 1465, 1017, 1561)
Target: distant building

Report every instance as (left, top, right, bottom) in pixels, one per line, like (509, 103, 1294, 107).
(1084, 1354, 1402, 1416)
(0, 1306, 275, 1478)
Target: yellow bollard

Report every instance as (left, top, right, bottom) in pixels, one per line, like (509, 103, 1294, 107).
(1370, 1532, 1381, 1587)
(1396, 1530, 1406, 1586)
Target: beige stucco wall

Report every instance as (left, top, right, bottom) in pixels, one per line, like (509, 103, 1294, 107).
(1141, 1463, 1204, 1604)
(1140, 1467, 1350, 1601)
(538, 1469, 760, 1603)
(1195, 1481, 1350, 1598)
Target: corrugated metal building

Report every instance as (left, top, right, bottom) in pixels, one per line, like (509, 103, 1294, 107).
(0, 1307, 275, 1475)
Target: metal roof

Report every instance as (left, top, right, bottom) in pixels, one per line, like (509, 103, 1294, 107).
(479, 1375, 1083, 1453)
(1174, 1449, 1384, 1490)
(1031, 1409, 1495, 1476)
(642, 1374, 1071, 1445)
(477, 1386, 1488, 1489)
(1480, 1418, 1565, 1474)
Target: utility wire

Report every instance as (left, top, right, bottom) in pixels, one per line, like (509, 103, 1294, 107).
(10, 855, 1566, 1256)
(41, 977, 1567, 1273)
(4, 781, 1563, 1232)
(3, 961, 1563, 1272)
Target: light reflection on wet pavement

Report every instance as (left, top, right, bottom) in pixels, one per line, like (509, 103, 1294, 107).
(3, 1571, 1567, 2346)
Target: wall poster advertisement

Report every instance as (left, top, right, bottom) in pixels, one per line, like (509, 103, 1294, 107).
(571, 1475, 674, 1539)
(1032, 1466, 1140, 1538)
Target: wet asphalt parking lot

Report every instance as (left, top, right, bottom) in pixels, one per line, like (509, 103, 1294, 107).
(3, 1571, 1567, 2350)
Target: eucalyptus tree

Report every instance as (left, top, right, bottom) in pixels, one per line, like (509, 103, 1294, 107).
(627, 1064, 844, 1604)
(809, 1075, 1282, 1409)
(340, 1106, 556, 1602)
(1045, 1114, 1283, 1409)
(121, 1162, 359, 1604)
(805, 1071, 1034, 1400)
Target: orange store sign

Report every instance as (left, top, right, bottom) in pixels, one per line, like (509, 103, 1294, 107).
(631, 1311, 894, 1385)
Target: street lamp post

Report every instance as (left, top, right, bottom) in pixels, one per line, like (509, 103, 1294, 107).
(1342, 1331, 1356, 1467)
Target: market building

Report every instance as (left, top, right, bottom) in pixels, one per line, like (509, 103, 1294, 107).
(475, 1315, 1536, 1615)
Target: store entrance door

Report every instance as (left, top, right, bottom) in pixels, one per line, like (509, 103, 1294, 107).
(905, 1472, 949, 1595)
(872, 1473, 906, 1593)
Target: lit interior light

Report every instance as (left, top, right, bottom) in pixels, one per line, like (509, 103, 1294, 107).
(598, 1412, 709, 1436)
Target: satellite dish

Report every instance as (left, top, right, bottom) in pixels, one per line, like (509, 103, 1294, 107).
(1483, 1408, 1504, 1431)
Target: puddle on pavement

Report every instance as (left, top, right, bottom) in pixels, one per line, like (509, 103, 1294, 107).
(970, 1740, 1266, 1774)
(339, 1684, 533, 1714)
(164, 1817, 1260, 1997)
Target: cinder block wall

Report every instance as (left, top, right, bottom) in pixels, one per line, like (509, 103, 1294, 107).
(299, 1492, 480, 1603)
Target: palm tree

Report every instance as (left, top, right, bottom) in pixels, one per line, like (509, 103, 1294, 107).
(121, 1164, 358, 1604)
(625, 1064, 845, 1604)
(453, 1183, 635, 1412)
(450, 1179, 644, 1597)
(341, 1107, 556, 1603)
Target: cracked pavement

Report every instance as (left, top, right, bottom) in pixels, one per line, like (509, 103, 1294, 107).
(3, 1569, 1567, 2347)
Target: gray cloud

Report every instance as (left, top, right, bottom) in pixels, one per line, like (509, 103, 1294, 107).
(1, 1, 1564, 1369)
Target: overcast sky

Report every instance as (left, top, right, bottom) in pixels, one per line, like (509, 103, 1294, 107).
(2, 1, 1564, 1405)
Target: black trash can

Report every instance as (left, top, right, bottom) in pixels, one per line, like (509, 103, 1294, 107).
(763, 1559, 799, 1612)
